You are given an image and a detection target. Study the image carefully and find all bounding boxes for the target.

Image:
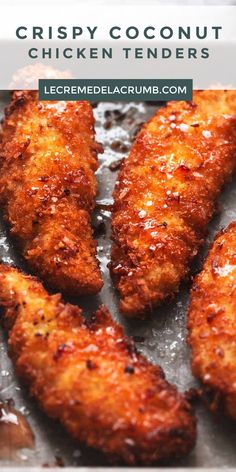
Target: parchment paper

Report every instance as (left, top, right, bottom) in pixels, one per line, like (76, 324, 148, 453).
(0, 93, 235, 468)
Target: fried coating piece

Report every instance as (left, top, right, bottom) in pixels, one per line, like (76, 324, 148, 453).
(111, 91, 236, 316)
(0, 91, 103, 295)
(0, 264, 196, 464)
(188, 222, 236, 420)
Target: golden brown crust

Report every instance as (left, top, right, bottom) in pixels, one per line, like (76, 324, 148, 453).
(0, 91, 103, 295)
(188, 222, 236, 420)
(111, 91, 236, 317)
(0, 264, 196, 464)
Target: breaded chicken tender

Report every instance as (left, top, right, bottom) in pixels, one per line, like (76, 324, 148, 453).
(111, 91, 236, 316)
(0, 91, 103, 295)
(0, 264, 196, 464)
(188, 222, 236, 420)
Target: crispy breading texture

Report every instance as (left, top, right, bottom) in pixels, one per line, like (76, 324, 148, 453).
(111, 91, 236, 317)
(0, 91, 103, 295)
(0, 264, 196, 464)
(188, 222, 236, 420)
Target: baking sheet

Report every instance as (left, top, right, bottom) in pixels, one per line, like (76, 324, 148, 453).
(0, 92, 235, 468)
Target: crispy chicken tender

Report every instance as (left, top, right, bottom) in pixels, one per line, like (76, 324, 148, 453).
(111, 91, 236, 317)
(188, 222, 236, 420)
(0, 264, 196, 464)
(0, 91, 103, 295)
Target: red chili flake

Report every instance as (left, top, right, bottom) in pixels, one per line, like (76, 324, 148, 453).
(111, 141, 129, 153)
(109, 158, 124, 172)
(124, 365, 135, 374)
(38, 176, 49, 182)
(86, 359, 97, 370)
(53, 343, 73, 361)
(185, 387, 202, 404)
(103, 121, 112, 130)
